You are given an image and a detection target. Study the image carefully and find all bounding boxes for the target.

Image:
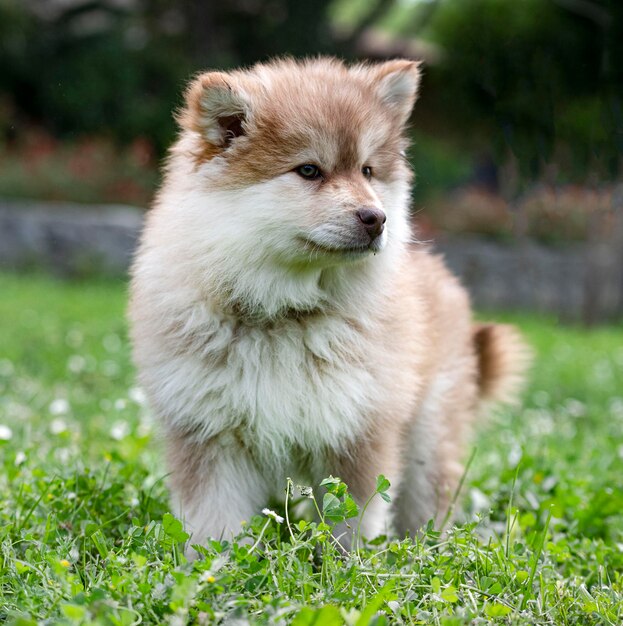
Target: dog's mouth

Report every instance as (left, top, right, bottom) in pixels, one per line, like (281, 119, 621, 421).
(299, 237, 382, 256)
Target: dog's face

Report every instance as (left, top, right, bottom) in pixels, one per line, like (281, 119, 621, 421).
(173, 59, 420, 270)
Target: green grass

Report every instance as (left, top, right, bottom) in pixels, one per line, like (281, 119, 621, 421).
(0, 272, 622, 625)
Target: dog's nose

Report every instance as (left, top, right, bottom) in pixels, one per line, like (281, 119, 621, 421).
(356, 207, 386, 239)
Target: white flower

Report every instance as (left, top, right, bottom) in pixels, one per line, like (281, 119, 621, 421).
(170, 615, 188, 626)
(49, 398, 70, 415)
(565, 398, 586, 418)
(55, 448, 71, 463)
(610, 397, 623, 419)
(129, 387, 147, 406)
(469, 487, 490, 513)
(110, 420, 129, 440)
(67, 355, 86, 373)
(15, 451, 26, 465)
(151, 582, 168, 601)
(0, 425, 13, 440)
(137, 419, 153, 437)
(262, 508, 284, 524)
(50, 418, 67, 434)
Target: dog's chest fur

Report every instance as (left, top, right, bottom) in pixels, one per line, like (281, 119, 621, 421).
(145, 303, 390, 457)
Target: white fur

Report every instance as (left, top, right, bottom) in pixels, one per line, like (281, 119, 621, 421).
(132, 135, 412, 456)
(377, 70, 421, 123)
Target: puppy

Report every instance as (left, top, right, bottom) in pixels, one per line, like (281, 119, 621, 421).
(128, 57, 528, 550)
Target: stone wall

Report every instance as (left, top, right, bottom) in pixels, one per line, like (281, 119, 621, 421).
(435, 235, 623, 322)
(0, 200, 142, 277)
(1, 200, 621, 322)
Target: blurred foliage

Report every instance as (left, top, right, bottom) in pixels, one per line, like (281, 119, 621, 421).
(0, 130, 157, 205)
(0, 0, 363, 153)
(0, 0, 193, 152)
(408, 132, 472, 201)
(418, 183, 621, 243)
(420, 0, 623, 186)
(0, 0, 621, 204)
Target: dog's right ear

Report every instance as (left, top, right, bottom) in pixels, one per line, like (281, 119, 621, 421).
(179, 72, 250, 148)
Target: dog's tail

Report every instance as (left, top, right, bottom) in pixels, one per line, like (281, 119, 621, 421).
(473, 323, 532, 405)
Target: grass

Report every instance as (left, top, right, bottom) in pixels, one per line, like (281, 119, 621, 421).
(0, 272, 622, 625)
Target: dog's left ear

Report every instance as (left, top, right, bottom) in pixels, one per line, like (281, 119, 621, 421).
(371, 60, 422, 126)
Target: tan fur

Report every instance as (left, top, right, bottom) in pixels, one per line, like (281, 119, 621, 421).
(177, 58, 411, 186)
(473, 323, 532, 404)
(128, 57, 530, 551)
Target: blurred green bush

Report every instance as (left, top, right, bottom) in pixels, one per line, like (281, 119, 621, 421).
(0, 0, 341, 154)
(0, 0, 193, 153)
(419, 0, 623, 185)
(0, 0, 621, 236)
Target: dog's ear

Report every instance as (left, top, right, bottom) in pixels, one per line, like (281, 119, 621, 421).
(179, 72, 250, 148)
(371, 60, 422, 126)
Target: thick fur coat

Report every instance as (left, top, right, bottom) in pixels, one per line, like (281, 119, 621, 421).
(128, 58, 528, 549)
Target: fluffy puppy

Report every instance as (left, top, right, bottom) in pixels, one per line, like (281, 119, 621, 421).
(128, 57, 529, 550)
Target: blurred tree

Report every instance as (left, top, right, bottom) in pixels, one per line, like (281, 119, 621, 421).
(179, 0, 337, 65)
(420, 0, 623, 187)
(0, 0, 400, 152)
(3, 0, 619, 191)
(0, 0, 193, 150)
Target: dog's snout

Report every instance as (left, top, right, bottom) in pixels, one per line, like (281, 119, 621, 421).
(356, 207, 386, 239)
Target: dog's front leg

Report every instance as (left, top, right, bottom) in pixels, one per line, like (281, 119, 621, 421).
(165, 429, 269, 556)
(331, 425, 404, 548)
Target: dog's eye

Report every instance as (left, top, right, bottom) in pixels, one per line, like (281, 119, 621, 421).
(362, 166, 373, 180)
(296, 164, 322, 180)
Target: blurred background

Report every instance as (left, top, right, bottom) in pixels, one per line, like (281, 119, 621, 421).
(1, 0, 622, 322)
